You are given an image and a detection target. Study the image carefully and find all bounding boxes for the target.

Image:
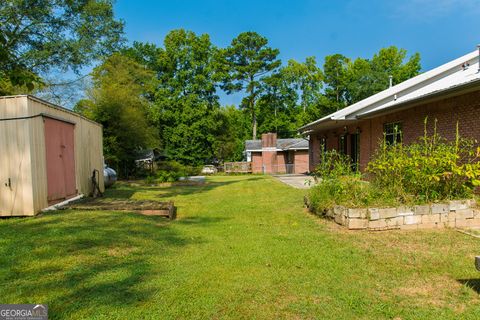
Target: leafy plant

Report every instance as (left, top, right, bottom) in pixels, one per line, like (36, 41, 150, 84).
(367, 118, 480, 202)
(313, 148, 355, 180)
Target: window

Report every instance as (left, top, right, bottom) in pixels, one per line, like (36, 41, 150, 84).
(384, 122, 402, 145)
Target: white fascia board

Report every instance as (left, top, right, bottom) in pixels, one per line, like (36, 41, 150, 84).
(300, 49, 479, 130)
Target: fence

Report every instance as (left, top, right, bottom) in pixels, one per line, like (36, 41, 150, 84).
(224, 162, 252, 174)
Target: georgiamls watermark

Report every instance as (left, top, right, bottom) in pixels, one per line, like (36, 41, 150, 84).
(0, 304, 48, 320)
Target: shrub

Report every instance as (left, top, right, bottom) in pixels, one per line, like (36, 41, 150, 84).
(308, 175, 397, 214)
(313, 149, 355, 180)
(308, 119, 480, 214)
(143, 161, 202, 184)
(156, 161, 201, 177)
(367, 119, 480, 202)
(309, 149, 394, 213)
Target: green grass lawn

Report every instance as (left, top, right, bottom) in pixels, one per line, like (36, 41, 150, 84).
(1, 175, 480, 319)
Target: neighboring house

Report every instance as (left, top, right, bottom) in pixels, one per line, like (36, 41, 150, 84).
(245, 133, 309, 174)
(0, 95, 104, 216)
(300, 47, 480, 172)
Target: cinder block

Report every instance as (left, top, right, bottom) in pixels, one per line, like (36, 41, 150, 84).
(414, 205, 430, 215)
(347, 208, 368, 219)
(468, 199, 477, 207)
(386, 217, 403, 228)
(455, 209, 474, 220)
(467, 218, 480, 227)
(449, 200, 469, 211)
(417, 222, 439, 229)
(347, 218, 368, 230)
(473, 209, 480, 218)
(334, 213, 345, 225)
(439, 213, 450, 222)
(397, 206, 414, 216)
(379, 207, 397, 219)
(404, 215, 422, 225)
(400, 224, 418, 230)
(443, 220, 456, 228)
(368, 208, 380, 221)
(334, 205, 346, 216)
(326, 208, 334, 218)
(455, 219, 470, 228)
(369, 219, 387, 229)
(422, 214, 440, 224)
(431, 203, 449, 214)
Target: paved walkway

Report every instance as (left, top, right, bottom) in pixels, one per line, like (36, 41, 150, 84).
(273, 174, 316, 189)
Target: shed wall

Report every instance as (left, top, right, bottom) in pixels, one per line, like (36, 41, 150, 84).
(28, 97, 104, 213)
(0, 97, 35, 215)
(0, 96, 104, 216)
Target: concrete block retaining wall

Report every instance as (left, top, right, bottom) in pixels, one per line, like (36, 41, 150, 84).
(323, 200, 480, 230)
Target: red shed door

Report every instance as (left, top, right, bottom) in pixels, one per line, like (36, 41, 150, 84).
(44, 118, 76, 203)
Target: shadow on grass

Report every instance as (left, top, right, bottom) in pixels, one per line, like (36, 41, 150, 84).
(176, 216, 231, 225)
(106, 176, 263, 200)
(0, 209, 223, 317)
(458, 279, 480, 294)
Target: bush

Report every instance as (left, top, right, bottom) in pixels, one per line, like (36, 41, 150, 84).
(308, 119, 480, 214)
(309, 149, 393, 213)
(314, 149, 354, 180)
(156, 161, 201, 177)
(308, 175, 396, 214)
(367, 119, 480, 203)
(144, 161, 202, 184)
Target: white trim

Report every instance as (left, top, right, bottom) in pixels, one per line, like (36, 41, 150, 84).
(300, 49, 480, 132)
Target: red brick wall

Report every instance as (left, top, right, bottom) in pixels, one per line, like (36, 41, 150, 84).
(294, 150, 309, 173)
(251, 149, 309, 174)
(251, 152, 263, 173)
(309, 89, 480, 172)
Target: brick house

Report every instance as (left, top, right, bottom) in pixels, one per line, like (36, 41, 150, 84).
(300, 48, 480, 172)
(245, 133, 309, 174)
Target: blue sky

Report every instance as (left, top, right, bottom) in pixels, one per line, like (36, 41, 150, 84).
(114, 0, 479, 105)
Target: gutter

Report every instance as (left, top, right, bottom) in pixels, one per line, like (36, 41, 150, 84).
(298, 116, 332, 132)
(356, 78, 480, 119)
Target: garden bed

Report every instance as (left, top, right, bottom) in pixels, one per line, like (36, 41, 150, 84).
(65, 198, 176, 220)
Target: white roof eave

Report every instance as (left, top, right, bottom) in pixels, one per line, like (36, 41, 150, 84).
(299, 49, 480, 132)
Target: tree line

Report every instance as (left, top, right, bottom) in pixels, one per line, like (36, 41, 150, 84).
(0, 1, 422, 176)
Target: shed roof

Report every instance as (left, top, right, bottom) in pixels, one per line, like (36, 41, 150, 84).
(245, 138, 309, 151)
(300, 49, 480, 133)
(0, 95, 102, 127)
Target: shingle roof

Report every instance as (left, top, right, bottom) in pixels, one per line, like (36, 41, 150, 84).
(245, 138, 308, 151)
(300, 49, 480, 132)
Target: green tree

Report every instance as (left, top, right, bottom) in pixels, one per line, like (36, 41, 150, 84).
(347, 46, 421, 103)
(148, 30, 221, 164)
(213, 106, 251, 162)
(219, 32, 281, 139)
(323, 54, 351, 111)
(256, 71, 298, 137)
(281, 57, 324, 126)
(74, 53, 157, 176)
(0, 0, 124, 94)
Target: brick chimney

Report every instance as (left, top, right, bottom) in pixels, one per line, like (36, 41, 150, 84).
(261, 133, 277, 174)
(261, 132, 277, 148)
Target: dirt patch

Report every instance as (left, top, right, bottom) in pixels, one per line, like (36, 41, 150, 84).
(396, 276, 475, 312)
